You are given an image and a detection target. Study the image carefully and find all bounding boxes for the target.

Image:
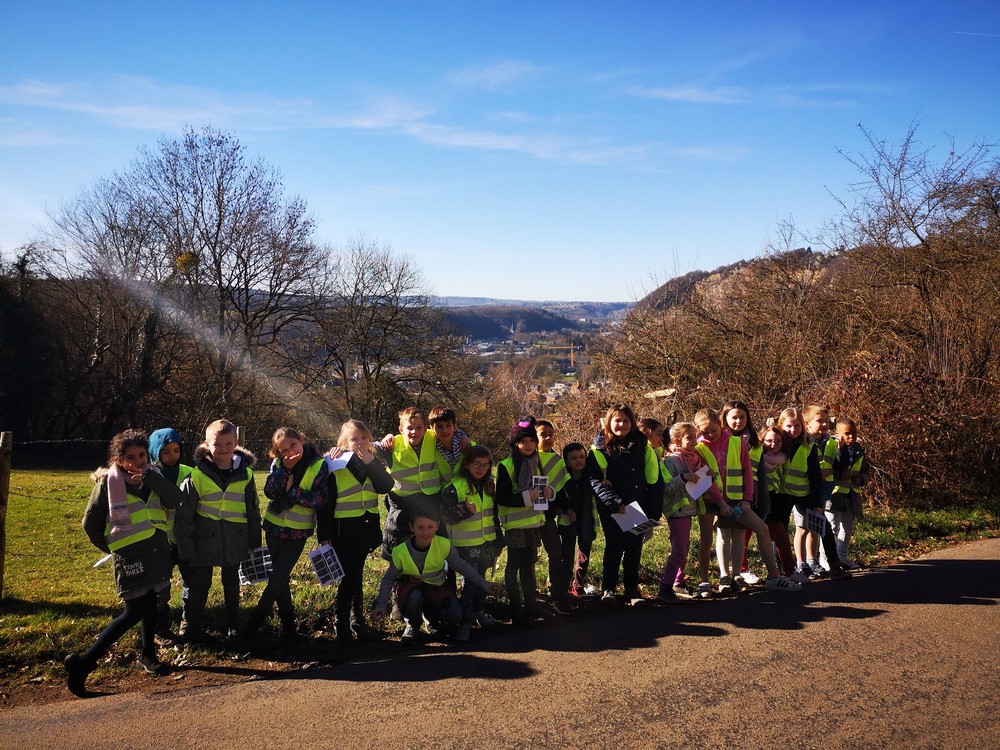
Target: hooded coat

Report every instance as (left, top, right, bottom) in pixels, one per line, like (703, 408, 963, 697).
(175, 444, 262, 567)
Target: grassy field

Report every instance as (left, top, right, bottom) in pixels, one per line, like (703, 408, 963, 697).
(2, 468, 998, 691)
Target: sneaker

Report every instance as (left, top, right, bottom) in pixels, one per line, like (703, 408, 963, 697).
(625, 589, 650, 607)
(810, 562, 825, 579)
(788, 570, 812, 584)
(809, 568, 827, 580)
(473, 612, 496, 629)
(740, 570, 762, 585)
(840, 558, 861, 571)
(137, 652, 169, 676)
(400, 622, 418, 646)
(765, 575, 803, 592)
(733, 576, 749, 592)
(423, 616, 440, 636)
(697, 582, 713, 599)
(655, 589, 680, 605)
(456, 622, 471, 643)
(600, 590, 617, 606)
(718, 576, 733, 595)
(64, 653, 89, 697)
(583, 584, 599, 596)
(672, 584, 696, 600)
(552, 600, 573, 616)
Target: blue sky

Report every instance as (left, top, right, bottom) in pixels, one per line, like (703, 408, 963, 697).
(2, 2, 998, 302)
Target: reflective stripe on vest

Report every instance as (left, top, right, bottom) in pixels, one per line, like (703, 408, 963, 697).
(446, 478, 496, 546)
(694, 444, 725, 496)
(722, 436, 744, 502)
(832, 454, 865, 495)
(496, 458, 544, 530)
(391, 434, 441, 496)
(331, 464, 381, 518)
(391, 535, 451, 586)
(164, 463, 193, 544)
(105, 488, 166, 551)
(191, 466, 252, 523)
(780, 444, 813, 497)
(263, 456, 323, 530)
(538, 451, 569, 493)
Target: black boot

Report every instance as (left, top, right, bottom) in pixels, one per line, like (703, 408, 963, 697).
(64, 653, 92, 697)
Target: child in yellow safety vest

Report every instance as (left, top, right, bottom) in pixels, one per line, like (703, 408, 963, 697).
(374, 502, 499, 646)
(819, 417, 869, 571)
(243, 427, 329, 644)
(557, 442, 601, 598)
(441, 445, 500, 640)
(495, 417, 555, 625)
(148, 427, 193, 640)
(377, 406, 445, 560)
(175, 419, 261, 642)
(66, 429, 184, 696)
(318, 419, 395, 643)
(535, 419, 573, 615)
(720, 400, 769, 586)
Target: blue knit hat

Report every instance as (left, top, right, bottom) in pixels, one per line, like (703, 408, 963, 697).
(148, 428, 184, 467)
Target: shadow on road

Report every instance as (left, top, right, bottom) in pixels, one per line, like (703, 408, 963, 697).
(171, 554, 999, 688)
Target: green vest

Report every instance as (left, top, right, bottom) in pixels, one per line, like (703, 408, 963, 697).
(832, 453, 865, 495)
(496, 458, 545, 531)
(391, 535, 451, 586)
(331, 463, 382, 518)
(391, 434, 441, 496)
(105, 487, 167, 552)
(190, 465, 253, 524)
(694, 441, 752, 502)
(538, 451, 569, 493)
(780, 444, 813, 497)
(263, 455, 324, 530)
(590, 444, 660, 485)
(446, 478, 496, 546)
(434, 436, 477, 485)
(818, 435, 837, 481)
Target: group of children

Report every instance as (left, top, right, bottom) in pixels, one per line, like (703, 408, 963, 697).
(65, 402, 869, 696)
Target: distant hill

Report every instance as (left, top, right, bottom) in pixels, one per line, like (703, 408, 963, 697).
(443, 305, 584, 340)
(435, 297, 631, 341)
(640, 247, 833, 311)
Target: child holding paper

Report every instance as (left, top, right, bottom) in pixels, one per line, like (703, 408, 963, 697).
(242, 427, 329, 644)
(656, 423, 705, 602)
(587, 403, 662, 606)
(495, 417, 552, 625)
(318, 419, 395, 642)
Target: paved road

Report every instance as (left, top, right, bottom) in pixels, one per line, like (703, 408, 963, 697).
(5, 538, 999, 750)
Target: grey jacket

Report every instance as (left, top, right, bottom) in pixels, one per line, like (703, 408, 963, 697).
(175, 446, 262, 567)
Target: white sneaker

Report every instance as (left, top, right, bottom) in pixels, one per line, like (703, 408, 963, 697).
(765, 575, 803, 592)
(740, 570, 761, 585)
(583, 584, 599, 596)
(788, 570, 811, 584)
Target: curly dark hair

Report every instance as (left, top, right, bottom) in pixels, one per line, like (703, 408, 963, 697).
(107, 429, 149, 467)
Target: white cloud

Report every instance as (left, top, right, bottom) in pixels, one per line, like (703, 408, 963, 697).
(446, 61, 542, 90)
(629, 85, 747, 104)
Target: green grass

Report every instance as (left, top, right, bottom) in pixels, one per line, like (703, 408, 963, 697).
(1, 469, 998, 689)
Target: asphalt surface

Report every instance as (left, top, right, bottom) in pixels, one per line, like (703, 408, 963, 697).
(4, 538, 999, 750)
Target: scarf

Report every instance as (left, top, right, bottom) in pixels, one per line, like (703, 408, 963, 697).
(763, 450, 787, 472)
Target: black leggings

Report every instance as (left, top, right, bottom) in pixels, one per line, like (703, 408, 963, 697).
(83, 588, 158, 668)
(504, 544, 537, 611)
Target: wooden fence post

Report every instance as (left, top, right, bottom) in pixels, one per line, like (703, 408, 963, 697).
(236, 425, 245, 447)
(0, 432, 11, 601)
